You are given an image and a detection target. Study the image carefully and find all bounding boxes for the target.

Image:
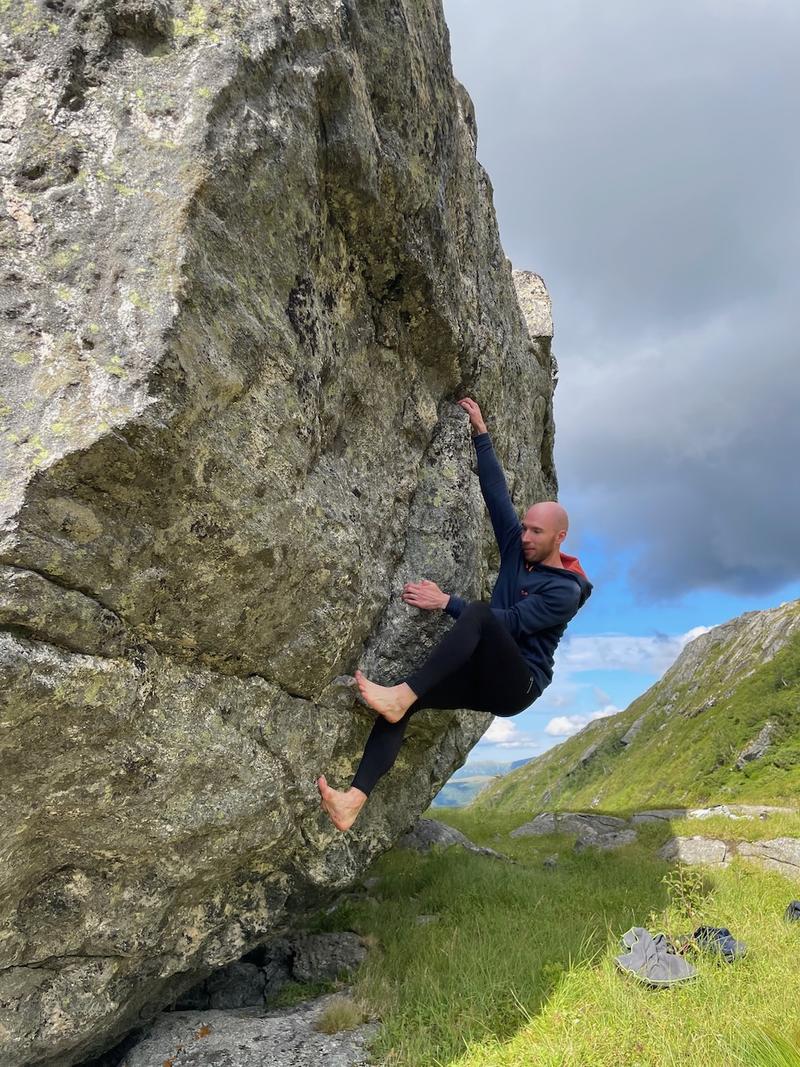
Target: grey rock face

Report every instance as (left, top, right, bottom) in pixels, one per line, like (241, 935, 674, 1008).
(172, 931, 367, 1011)
(735, 722, 777, 769)
(510, 813, 557, 837)
(205, 963, 266, 1011)
(395, 817, 508, 860)
(290, 933, 368, 986)
(737, 838, 800, 879)
(658, 835, 800, 879)
(576, 741, 602, 768)
(630, 810, 688, 825)
(620, 713, 648, 746)
(632, 804, 796, 824)
(122, 1000, 378, 1067)
(657, 837, 729, 866)
(718, 804, 796, 819)
(574, 829, 637, 853)
(661, 603, 800, 699)
(510, 812, 628, 839)
(0, 0, 556, 1064)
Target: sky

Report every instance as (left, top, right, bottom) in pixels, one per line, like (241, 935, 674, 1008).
(440, 0, 800, 763)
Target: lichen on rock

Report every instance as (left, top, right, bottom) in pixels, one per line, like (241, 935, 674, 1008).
(0, 1, 557, 1063)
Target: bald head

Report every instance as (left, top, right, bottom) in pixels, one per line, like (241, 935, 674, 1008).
(525, 501, 569, 536)
(520, 500, 570, 566)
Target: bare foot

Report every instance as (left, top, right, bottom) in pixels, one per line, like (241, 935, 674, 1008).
(354, 670, 416, 723)
(317, 775, 368, 832)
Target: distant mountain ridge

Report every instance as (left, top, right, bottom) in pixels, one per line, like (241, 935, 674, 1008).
(469, 599, 800, 816)
(450, 758, 533, 780)
(433, 756, 534, 806)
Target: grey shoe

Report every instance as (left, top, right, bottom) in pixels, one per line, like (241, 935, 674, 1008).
(690, 926, 747, 962)
(614, 927, 698, 987)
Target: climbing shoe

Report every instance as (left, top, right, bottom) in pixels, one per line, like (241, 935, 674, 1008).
(690, 926, 747, 962)
(614, 927, 697, 987)
(785, 901, 800, 922)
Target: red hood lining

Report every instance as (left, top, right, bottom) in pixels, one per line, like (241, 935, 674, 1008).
(559, 552, 589, 579)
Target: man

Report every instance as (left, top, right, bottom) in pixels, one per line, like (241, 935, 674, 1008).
(317, 397, 593, 830)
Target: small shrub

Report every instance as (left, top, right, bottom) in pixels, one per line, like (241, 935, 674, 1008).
(661, 865, 713, 921)
(313, 994, 368, 1034)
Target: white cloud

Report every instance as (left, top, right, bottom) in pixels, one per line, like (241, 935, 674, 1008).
(554, 627, 712, 678)
(544, 705, 621, 738)
(478, 718, 542, 750)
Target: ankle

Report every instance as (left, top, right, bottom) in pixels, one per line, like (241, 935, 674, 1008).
(399, 682, 417, 707)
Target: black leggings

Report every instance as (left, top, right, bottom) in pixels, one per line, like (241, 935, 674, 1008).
(350, 602, 540, 796)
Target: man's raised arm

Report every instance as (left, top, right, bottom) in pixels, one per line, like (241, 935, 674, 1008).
(457, 398, 522, 559)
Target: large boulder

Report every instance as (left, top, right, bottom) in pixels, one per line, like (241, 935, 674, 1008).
(0, 1, 557, 1063)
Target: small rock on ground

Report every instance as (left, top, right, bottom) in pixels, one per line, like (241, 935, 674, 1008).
(574, 829, 638, 853)
(737, 838, 800, 879)
(658, 836, 729, 866)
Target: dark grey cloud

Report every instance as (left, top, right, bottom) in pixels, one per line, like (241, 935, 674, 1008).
(443, 0, 800, 598)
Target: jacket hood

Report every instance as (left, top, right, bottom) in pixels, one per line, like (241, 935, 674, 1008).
(557, 552, 593, 607)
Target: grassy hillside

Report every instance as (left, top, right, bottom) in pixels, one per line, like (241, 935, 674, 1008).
(470, 603, 800, 818)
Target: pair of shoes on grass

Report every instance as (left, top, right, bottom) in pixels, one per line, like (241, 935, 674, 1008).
(616, 904, 800, 987)
(614, 925, 747, 987)
(681, 926, 747, 963)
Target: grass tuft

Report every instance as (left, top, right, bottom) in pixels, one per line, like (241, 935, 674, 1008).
(313, 994, 369, 1034)
(737, 1027, 800, 1067)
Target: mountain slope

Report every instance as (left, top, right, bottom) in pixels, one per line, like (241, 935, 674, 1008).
(469, 599, 800, 816)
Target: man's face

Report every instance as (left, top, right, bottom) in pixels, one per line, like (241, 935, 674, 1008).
(521, 511, 561, 563)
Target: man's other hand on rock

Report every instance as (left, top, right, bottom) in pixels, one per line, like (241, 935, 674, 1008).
(402, 580, 450, 611)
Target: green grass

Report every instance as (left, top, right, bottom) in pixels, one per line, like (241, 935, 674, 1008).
(314, 806, 800, 1066)
(265, 978, 338, 1009)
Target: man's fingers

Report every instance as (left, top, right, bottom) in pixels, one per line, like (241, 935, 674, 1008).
(403, 591, 429, 605)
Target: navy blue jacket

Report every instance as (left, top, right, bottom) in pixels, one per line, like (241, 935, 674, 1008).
(445, 432, 593, 694)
